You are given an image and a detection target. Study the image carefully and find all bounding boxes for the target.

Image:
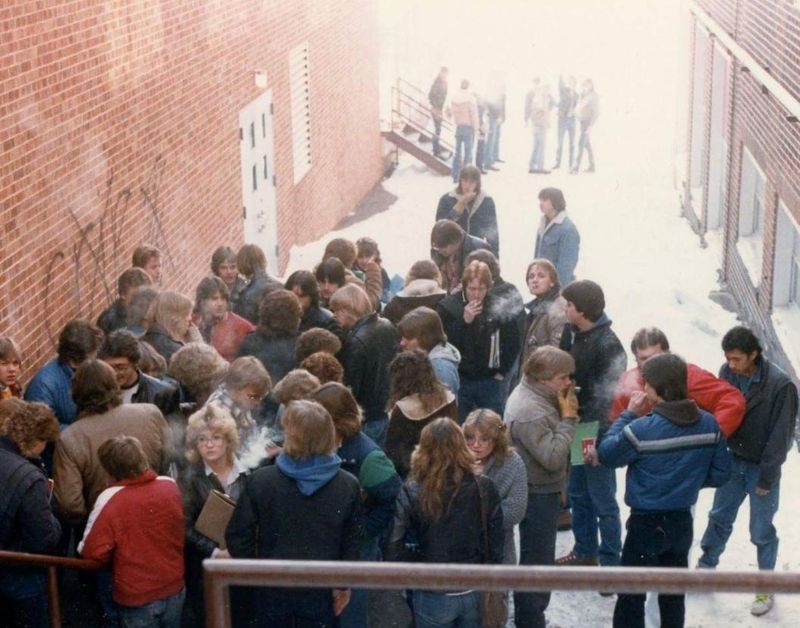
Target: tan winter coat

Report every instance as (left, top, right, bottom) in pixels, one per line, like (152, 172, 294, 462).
(504, 379, 576, 494)
(53, 403, 169, 522)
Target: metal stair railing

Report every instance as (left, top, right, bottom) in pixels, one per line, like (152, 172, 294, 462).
(390, 78, 455, 158)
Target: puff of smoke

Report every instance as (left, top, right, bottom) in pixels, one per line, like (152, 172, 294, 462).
(238, 425, 284, 470)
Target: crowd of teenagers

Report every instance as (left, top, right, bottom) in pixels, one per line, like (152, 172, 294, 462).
(426, 66, 599, 183)
(0, 174, 797, 628)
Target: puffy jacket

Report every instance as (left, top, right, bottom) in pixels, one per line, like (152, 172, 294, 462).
(24, 358, 76, 427)
(720, 358, 798, 490)
(341, 314, 399, 423)
(598, 401, 731, 512)
(0, 437, 61, 553)
(505, 380, 577, 494)
(559, 314, 627, 436)
(610, 363, 745, 437)
(534, 212, 580, 285)
(436, 190, 499, 255)
(437, 291, 521, 380)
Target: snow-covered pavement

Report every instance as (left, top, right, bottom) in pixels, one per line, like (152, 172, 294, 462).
(286, 0, 799, 625)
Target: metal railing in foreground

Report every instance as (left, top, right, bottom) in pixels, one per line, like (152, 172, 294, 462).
(203, 559, 800, 628)
(0, 549, 102, 628)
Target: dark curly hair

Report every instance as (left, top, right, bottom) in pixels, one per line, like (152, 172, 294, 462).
(258, 289, 302, 336)
(0, 399, 59, 458)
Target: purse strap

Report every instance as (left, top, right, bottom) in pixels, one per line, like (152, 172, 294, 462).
(473, 474, 489, 565)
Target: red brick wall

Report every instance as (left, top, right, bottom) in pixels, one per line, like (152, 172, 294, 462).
(0, 0, 382, 377)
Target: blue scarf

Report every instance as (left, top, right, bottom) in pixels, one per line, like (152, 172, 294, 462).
(276, 453, 342, 496)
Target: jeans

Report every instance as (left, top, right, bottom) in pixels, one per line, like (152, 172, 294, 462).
(573, 119, 594, 170)
(412, 590, 480, 628)
(451, 125, 474, 182)
(528, 126, 547, 171)
(118, 588, 185, 628)
(97, 569, 120, 627)
(515, 492, 560, 628)
(339, 537, 381, 628)
(432, 115, 443, 156)
(363, 416, 388, 449)
(475, 138, 485, 170)
(699, 456, 780, 571)
(568, 463, 622, 565)
(554, 116, 575, 168)
(0, 569, 48, 628)
(457, 376, 505, 424)
(614, 511, 693, 628)
(485, 114, 500, 167)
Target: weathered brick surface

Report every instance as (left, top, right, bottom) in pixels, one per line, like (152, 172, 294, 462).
(0, 0, 383, 377)
(687, 0, 800, 372)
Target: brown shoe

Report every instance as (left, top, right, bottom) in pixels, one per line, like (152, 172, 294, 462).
(557, 510, 572, 531)
(555, 551, 598, 566)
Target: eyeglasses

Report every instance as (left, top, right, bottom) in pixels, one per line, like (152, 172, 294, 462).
(197, 434, 225, 446)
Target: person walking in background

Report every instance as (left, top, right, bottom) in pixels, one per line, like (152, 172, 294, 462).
(527, 82, 555, 174)
(599, 353, 731, 628)
(448, 79, 479, 183)
(436, 165, 499, 255)
(484, 75, 506, 171)
(698, 327, 798, 617)
(534, 187, 580, 285)
(571, 78, 599, 173)
(556, 280, 627, 568)
(552, 75, 578, 170)
(428, 66, 448, 159)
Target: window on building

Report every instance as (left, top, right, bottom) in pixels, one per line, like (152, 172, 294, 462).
(736, 147, 766, 286)
(289, 42, 312, 184)
(771, 201, 800, 369)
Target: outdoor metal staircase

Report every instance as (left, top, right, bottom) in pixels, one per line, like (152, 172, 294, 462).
(383, 78, 454, 176)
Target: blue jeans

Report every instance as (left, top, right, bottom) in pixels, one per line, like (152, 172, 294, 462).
(339, 537, 381, 628)
(432, 115, 443, 156)
(485, 114, 500, 167)
(699, 456, 780, 570)
(118, 588, 185, 628)
(452, 125, 474, 182)
(363, 416, 388, 449)
(614, 511, 693, 628)
(568, 463, 622, 565)
(412, 590, 480, 628)
(457, 376, 505, 424)
(0, 569, 48, 628)
(516, 492, 560, 628)
(528, 126, 547, 171)
(554, 116, 575, 168)
(574, 119, 594, 170)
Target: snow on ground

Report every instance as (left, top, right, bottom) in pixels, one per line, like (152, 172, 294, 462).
(286, 1, 799, 625)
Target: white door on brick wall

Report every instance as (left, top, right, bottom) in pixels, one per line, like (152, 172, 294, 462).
(707, 45, 730, 231)
(239, 90, 279, 273)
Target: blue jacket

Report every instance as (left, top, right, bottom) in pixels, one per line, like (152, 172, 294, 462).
(598, 400, 731, 513)
(534, 212, 580, 284)
(24, 358, 76, 428)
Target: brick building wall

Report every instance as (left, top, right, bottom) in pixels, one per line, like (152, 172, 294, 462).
(0, 0, 383, 377)
(686, 0, 800, 372)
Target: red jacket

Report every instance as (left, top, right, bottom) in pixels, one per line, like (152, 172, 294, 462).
(610, 362, 746, 437)
(79, 470, 184, 607)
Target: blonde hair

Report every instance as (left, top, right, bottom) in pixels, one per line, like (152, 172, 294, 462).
(281, 400, 337, 459)
(185, 403, 239, 465)
(463, 409, 511, 465)
(147, 291, 193, 340)
(460, 260, 493, 292)
(329, 284, 372, 319)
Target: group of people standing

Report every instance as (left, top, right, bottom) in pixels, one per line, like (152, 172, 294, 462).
(0, 169, 797, 628)
(426, 67, 600, 182)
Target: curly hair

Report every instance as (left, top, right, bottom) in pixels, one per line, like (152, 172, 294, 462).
(463, 408, 511, 465)
(388, 349, 449, 413)
(300, 352, 344, 385)
(0, 399, 59, 458)
(167, 342, 228, 405)
(295, 328, 342, 364)
(410, 418, 475, 521)
(258, 289, 302, 335)
(184, 402, 239, 465)
(72, 360, 122, 417)
(272, 369, 320, 405)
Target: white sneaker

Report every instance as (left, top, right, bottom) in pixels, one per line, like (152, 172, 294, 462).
(750, 593, 774, 616)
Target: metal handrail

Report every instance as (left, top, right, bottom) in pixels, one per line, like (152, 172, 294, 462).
(0, 550, 102, 628)
(390, 78, 455, 155)
(203, 559, 800, 628)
